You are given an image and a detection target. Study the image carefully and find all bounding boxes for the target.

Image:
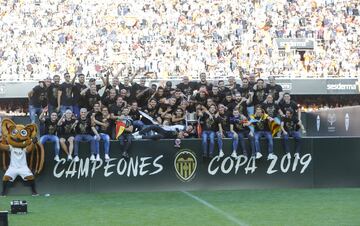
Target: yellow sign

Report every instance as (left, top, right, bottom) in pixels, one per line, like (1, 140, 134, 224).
(174, 150, 197, 182)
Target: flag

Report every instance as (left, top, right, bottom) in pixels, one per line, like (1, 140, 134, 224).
(250, 114, 281, 137)
(196, 119, 202, 138)
(115, 121, 126, 139)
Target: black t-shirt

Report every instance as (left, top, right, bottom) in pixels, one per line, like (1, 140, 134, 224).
(279, 101, 298, 116)
(74, 83, 87, 108)
(75, 118, 93, 134)
(196, 82, 213, 92)
(199, 114, 217, 131)
(101, 96, 117, 109)
(227, 101, 248, 117)
(44, 118, 58, 135)
(195, 94, 208, 106)
(266, 84, 283, 101)
(85, 91, 101, 110)
(209, 92, 224, 105)
(227, 84, 241, 94)
(110, 104, 125, 117)
(97, 116, 114, 135)
(216, 112, 230, 131)
(131, 83, 149, 107)
(176, 82, 197, 96)
(230, 115, 250, 133)
(253, 88, 267, 106)
(118, 83, 132, 93)
(262, 102, 280, 118)
(253, 116, 271, 132)
(60, 82, 74, 106)
(282, 116, 300, 132)
(30, 85, 47, 108)
(59, 119, 75, 137)
(129, 109, 141, 121)
(144, 105, 159, 119)
(238, 86, 253, 100)
(221, 99, 235, 110)
(47, 83, 60, 107)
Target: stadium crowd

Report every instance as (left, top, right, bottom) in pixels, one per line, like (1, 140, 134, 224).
(0, 0, 360, 81)
(28, 71, 305, 162)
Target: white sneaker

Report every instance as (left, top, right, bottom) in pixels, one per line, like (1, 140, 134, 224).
(54, 155, 60, 162)
(231, 151, 237, 158)
(132, 131, 140, 137)
(90, 155, 95, 161)
(67, 155, 73, 161)
(255, 152, 263, 159)
(294, 153, 300, 160)
(218, 150, 224, 157)
(73, 156, 79, 162)
(105, 154, 110, 161)
(96, 154, 101, 161)
(267, 153, 278, 160)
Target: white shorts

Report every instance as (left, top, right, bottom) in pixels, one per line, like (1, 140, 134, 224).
(5, 167, 33, 181)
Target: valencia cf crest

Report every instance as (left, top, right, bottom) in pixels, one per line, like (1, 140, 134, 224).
(174, 150, 197, 182)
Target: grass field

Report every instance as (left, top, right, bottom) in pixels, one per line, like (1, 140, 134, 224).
(0, 188, 359, 226)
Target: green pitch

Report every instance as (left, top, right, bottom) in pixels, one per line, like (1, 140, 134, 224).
(1, 188, 359, 226)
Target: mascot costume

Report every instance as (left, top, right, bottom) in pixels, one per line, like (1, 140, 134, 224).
(0, 119, 44, 196)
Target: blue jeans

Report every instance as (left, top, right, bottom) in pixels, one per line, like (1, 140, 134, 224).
(282, 131, 301, 154)
(118, 133, 133, 154)
(95, 133, 110, 155)
(74, 134, 96, 156)
(133, 120, 145, 131)
(40, 135, 60, 156)
(254, 131, 273, 155)
(73, 105, 80, 118)
(237, 132, 255, 156)
(202, 130, 215, 157)
(217, 131, 235, 151)
(60, 105, 73, 115)
(48, 104, 58, 116)
(29, 105, 42, 123)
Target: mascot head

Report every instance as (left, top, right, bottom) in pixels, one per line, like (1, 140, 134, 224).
(1, 119, 37, 148)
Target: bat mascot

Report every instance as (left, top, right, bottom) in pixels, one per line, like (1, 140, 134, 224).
(0, 119, 44, 196)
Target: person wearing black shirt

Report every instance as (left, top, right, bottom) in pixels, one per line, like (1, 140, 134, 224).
(73, 108, 99, 162)
(227, 75, 241, 94)
(221, 92, 235, 110)
(81, 84, 101, 111)
(281, 109, 306, 159)
(57, 73, 75, 114)
(164, 81, 175, 98)
(171, 108, 186, 125)
(117, 107, 134, 158)
(101, 88, 118, 109)
(238, 78, 254, 116)
(230, 108, 254, 157)
(199, 104, 217, 158)
(57, 109, 76, 161)
(176, 76, 197, 96)
(131, 77, 150, 108)
(266, 76, 283, 104)
(129, 101, 144, 131)
(47, 75, 61, 115)
(197, 72, 213, 91)
(227, 92, 249, 116)
(209, 86, 224, 105)
(39, 107, 60, 161)
(252, 79, 268, 106)
(73, 74, 87, 117)
(215, 104, 231, 157)
(194, 89, 208, 106)
(94, 106, 114, 161)
(279, 93, 300, 119)
(218, 80, 231, 96)
(262, 94, 281, 125)
(28, 80, 48, 123)
(110, 96, 127, 120)
(251, 106, 276, 160)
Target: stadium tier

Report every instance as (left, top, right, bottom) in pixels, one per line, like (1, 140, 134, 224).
(0, 0, 359, 81)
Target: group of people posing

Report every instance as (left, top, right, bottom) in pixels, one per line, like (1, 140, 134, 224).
(28, 71, 305, 162)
